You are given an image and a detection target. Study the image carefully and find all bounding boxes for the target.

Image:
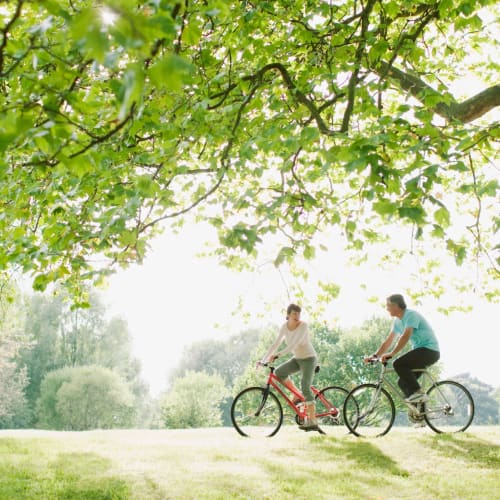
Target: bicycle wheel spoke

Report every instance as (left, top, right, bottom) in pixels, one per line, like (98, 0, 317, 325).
(343, 384, 395, 437)
(424, 381, 474, 434)
(231, 387, 283, 438)
(315, 386, 349, 432)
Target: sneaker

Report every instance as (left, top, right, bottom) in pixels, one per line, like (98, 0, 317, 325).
(413, 420, 426, 428)
(405, 391, 428, 403)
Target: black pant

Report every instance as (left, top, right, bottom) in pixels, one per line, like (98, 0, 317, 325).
(393, 348, 440, 397)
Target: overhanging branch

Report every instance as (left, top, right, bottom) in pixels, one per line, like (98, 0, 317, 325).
(377, 61, 500, 123)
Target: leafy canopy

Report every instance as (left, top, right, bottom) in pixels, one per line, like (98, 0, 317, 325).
(0, 0, 498, 300)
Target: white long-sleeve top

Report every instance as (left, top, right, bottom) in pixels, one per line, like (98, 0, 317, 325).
(262, 321, 317, 362)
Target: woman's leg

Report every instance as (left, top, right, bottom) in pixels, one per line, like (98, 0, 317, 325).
(297, 357, 317, 402)
(297, 357, 319, 430)
(275, 358, 302, 398)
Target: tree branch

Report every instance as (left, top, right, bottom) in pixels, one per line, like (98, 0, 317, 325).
(0, 0, 24, 75)
(376, 61, 500, 123)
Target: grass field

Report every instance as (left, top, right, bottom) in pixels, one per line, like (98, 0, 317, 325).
(0, 425, 499, 499)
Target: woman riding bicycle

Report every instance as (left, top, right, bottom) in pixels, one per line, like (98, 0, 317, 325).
(260, 303, 320, 431)
(365, 294, 440, 404)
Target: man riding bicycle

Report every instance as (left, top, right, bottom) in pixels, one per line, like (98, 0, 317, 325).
(365, 294, 440, 408)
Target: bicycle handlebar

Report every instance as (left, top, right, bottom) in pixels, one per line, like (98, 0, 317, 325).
(365, 355, 391, 366)
(256, 361, 275, 371)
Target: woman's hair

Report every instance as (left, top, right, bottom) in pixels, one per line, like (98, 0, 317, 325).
(286, 303, 301, 317)
(387, 294, 407, 309)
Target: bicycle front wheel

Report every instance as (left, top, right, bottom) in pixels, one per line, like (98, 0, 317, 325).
(315, 386, 349, 431)
(231, 387, 283, 438)
(343, 383, 395, 437)
(424, 380, 474, 433)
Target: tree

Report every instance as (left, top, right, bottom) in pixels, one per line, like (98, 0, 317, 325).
(0, 280, 30, 428)
(35, 366, 74, 429)
(19, 289, 149, 425)
(36, 365, 135, 430)
(452, 373, 499, 425)
(0, 0, 497, 302)
(168, 329, 261, 426)
(169, 329, 261, 387)
(161, 370, 228, 429)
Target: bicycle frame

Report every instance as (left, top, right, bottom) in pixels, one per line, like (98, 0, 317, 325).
(370, 361, 452, 416)
(343, 356, 476, 438)
(262, 365, 340, 419)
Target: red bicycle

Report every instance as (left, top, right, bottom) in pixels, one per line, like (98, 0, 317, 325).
(231, 363, 349, 437)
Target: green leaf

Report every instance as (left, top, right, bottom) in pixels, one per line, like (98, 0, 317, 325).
(398, 206, 426, 224)
(434, 207, 450, 227)
(373, 201, 398, 216)
(149, 54, 194, 91)
(274, 247, 295, 267)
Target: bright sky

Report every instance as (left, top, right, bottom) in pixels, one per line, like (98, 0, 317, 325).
(104, 223, 499, 397)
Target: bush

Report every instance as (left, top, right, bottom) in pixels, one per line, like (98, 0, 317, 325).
(36, 365, 135, 430)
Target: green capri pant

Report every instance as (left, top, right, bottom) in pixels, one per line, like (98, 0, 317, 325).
(275, 356, 318, 402)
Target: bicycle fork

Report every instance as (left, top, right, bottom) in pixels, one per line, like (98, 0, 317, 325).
(254, 387, 271, 417)
(359, 384, 384, 422)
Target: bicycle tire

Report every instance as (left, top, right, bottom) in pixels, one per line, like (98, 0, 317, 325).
(315, 386, 349, 431)
(424, 380, 475, 433)
(343, 383, 395, 437)
(231, 387, 283, 437)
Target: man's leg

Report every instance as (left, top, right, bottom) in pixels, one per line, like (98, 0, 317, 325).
(394, 348, 440, 398)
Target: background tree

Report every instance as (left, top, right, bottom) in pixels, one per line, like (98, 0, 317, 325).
(169, 329, 261, 387)
(160, 370, 228, 429)
(452, 373, 499, 425)
(36, 365, 135, 430)
(19, 289, 149, 426)
(0, 0, 497, 305)
(0, 281, 30, 428)
(168, 329, 261, 425)
(93, 316, 151, 423)
(493, 387, 500, 423)
(36, 366, 74, 430)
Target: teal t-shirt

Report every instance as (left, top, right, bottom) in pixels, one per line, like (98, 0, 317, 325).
(392, 309, 439, 351)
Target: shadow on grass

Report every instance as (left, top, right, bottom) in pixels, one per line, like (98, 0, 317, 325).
(310, 436, 409, 477)
(0, 439, 131, 499)
(258, 436, 410, 499)
(422, 433, 500, 469)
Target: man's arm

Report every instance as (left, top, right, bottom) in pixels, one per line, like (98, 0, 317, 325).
(383, 327, 413, 360)
(374, 332, 396, 358)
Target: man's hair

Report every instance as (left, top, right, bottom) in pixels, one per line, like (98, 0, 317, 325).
(387, 294, 407, 309)
(286, 303, 301, 316)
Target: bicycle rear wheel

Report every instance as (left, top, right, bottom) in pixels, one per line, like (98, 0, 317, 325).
(343, 383, 395, 437)
(315, 386, 349, 431)
(424, 380, 474, 433)
(231, 387, 283, 437)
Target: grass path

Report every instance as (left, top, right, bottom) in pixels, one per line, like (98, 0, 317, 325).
(1, 426, 499, 499)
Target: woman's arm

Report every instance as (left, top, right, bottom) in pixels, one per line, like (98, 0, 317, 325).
(261, 328, 285, 363)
